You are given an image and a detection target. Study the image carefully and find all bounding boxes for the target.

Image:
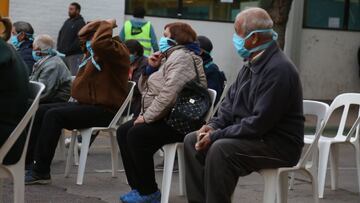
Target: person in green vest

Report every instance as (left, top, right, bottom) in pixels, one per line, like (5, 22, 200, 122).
(120, 6, 158, 56)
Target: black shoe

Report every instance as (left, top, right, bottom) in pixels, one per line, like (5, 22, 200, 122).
(25, 170, 51, 185)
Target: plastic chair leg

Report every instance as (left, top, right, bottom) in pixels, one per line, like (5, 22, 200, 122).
(54, 132, 66, 161)
(353, 142, 360, 194)
(329, 144, 339, 190)
(110, 131, 119, 178)
(318, 141, 331, 198)
(177, 144, 186, 196)
(308, 169, 319, 203)
(13, 165, 25, 203)
(161, 144, 177, 203)
(76, 129, 92, 185)
(261, 169, 277, 203)
(277, 171, 288, 203)
(289, 172, 295, 190)
(74, 133, 79, 166)
(65, 132, 77, 177)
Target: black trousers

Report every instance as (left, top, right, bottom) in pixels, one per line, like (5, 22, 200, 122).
(27, 102, 114, 173)
(184, 132, 296, 203)
(117, 119, 183, 195)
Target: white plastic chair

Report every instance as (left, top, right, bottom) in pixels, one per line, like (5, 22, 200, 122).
(258, 100, 329, 203)
(64, 81, 136, 185)
(0, 81, 44, 203)
(210, 83, 229, 118)
(160, 89, 217, 203)
(304, 93, 360, 198)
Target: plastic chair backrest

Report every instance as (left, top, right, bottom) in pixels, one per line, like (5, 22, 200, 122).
(298, 100, 329, 167)
(205, 89, 217, 122)
(108, 81, 136, 129)
(326, 93, 360, 141)
(210, 83, 229, 118)
(0, 81, 45, 164)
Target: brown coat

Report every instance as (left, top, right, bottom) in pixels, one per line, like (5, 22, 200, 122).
(71, 20, 130, 111)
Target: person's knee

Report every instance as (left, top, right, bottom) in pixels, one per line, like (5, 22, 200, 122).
(184, 132, 197, 150)
(206, 139, 230, 163)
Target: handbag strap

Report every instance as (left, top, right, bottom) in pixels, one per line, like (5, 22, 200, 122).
(190, 55, 201, 83)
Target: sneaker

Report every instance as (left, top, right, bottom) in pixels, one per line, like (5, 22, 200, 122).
(120, 190, 139, 202)
(121, 190, 161, 203)
(25, 170, 51, 185)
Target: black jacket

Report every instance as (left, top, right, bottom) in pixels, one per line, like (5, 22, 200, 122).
(208, 42, 304, 165)
(57, 15, 85, 56)
(17, 40, 35, 74)
(0, 39, 29, 164)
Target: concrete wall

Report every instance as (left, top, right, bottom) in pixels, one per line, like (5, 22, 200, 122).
(9, 0, 125, 44)
(299, 29, 360, 100)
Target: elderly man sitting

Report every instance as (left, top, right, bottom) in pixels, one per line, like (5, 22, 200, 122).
(184, 8, 305, 203)
(30, 34, 72, 103)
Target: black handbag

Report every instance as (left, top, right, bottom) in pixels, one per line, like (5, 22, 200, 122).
(165, 58, 211, 135)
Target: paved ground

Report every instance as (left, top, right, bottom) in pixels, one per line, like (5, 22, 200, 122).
(1, 135, 360, 203)
(2, 106, 360, 203)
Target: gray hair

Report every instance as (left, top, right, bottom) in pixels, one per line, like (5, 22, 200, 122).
(236, 7, 273, 37)
(13, 21, 34, 35)
(33, 34, 55, 50)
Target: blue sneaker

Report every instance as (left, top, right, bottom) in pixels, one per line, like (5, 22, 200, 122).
(120, 190, 139, 202)
(121, 190, 161, 203)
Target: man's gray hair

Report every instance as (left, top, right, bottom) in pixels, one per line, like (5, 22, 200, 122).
(13, 21, 34, 35)
(33, 34, 55, 50)
(236, 7, 273, 36)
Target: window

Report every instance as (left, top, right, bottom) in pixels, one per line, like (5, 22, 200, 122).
(304, 0, 360, 31)
(125, 0, 259, 22)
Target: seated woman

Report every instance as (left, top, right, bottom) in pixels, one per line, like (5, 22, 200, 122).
(25, 19, 130, 184)
(117, 22, 207, 203)
(30, 34, 72, 103)
(11, 21, 35, 74)
(197, 35, 226, 104)
(0, 16, 30, 165)
(124, 39, 148, 117)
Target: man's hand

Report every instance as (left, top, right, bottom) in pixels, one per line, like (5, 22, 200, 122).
(195, 132, 212, 151)
(148, 52, 163, 68)
(197, 125, 214, 136)
(134, 115, 145, 125)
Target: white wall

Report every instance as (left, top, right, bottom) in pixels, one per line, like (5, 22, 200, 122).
(9, 0, 125, 44)
(126, 15, 244, 83)
(299, 29, 360, 100)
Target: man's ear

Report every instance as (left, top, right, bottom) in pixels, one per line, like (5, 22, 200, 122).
(251, 33, 259, 45)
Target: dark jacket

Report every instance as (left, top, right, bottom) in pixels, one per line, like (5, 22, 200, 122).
(208, 42, 304, 165)
(72, 20, 130, 112)
(57, 15, 85, 56)
(201, 53, 226, 104)
(129, 55, 148, 116)
(0, 39, 29, 164)
(17, 40, 35, 74)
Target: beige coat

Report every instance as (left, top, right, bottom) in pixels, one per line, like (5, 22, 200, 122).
(139, 46, 207, 123)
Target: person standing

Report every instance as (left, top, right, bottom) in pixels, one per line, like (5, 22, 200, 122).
(120, 6, 158, 56)
(11, 21, 35, 74)
(57, 2, 85, 75)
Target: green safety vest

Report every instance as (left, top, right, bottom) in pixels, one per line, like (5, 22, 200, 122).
(124, 20, 152, 56)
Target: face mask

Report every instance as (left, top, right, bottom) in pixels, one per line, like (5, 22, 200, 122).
(159, 37, 177, 53)
(233, 29, 278, 59)
(79, 40, 101, 71)
(10, 33, 22, 49)
(32, 50, 44, 62)
(129, 54, 136, 64)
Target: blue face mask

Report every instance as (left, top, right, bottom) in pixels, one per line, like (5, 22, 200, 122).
(159, 37, 177, 53)
(32, 50, 44, 62)
(10, 33, 22, 49)
(233, 29, 278, 59)
(129, 54, 136, 64)
(79, 40, 101, 71)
